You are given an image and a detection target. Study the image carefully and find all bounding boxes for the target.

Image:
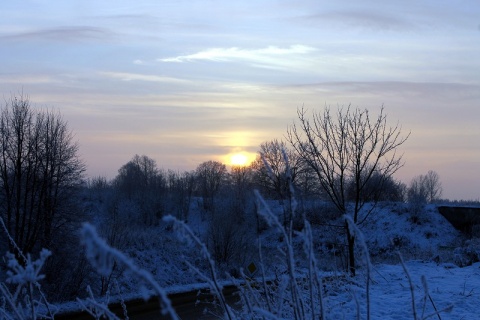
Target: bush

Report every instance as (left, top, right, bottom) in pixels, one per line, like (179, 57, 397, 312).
(454, 239, 480, 267)
(208, 197, 255, 272)
(304, 201, 340, 226)
(0, 220, 54, 319)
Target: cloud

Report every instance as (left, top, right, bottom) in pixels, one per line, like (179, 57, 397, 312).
(98, 71, 189, 84)
(0, 26, 113, 42)
(283, 81, 480, 97)
(299, 10, 413, 32)
(0, 73, 59, 85)
(159, 45, 317, 69)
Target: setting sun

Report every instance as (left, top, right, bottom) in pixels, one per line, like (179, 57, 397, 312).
(230, 153, 248, 166)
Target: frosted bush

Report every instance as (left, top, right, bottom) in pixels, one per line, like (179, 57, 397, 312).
(0, 249, 54, 320)
(6, 250, 51, 285)
(454, 239, 480, 267)
(80, 223, 179, 320)
(76, 285, 121, 320)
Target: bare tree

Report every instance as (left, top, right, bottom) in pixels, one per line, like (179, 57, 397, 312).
(114, 154, 160, 198)
(166, 169, 195, 221)
(407, 170, 442, 220)
(423, 170, 442, 203)
(408, 170, 442, 204)
(251, 139, 305, 200)
(288, 105, 409, 275)
(407, 175, 428, 218)
(346, 171, 406, 203)
(0, 94, 86, 257)
(195, 160, 227, 212)
(250, 140, 308, 228)
(252, 140, 285, 198)
(114, 154, 166, 225)
(229, 165, 253, 210)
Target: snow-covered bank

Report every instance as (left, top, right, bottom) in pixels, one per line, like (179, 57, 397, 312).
(325, 261, 479, 319)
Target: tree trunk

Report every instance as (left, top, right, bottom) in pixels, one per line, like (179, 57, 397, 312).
(346, 224, 356, 276)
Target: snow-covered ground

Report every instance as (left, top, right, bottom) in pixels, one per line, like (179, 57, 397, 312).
(379, 261, 479, 319)
(322, 261, 480, 319)
(362, 203, 461, 261)
(56, 197, 480, 319)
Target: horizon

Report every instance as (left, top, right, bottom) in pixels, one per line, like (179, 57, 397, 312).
(1, 1, 479, 200)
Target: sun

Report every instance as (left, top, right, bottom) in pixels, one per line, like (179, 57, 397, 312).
(230, 153, 248, 166)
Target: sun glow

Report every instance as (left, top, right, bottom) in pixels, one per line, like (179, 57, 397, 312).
(227, 151, 256, 167)
(230, 153, 248, 166)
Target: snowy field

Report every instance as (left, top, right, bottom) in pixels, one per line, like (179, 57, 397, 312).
(52, 198, 480, 319)
(327, 203, 480, 320)
(322, 261, 480, 319)
(55, 260, 480, 319)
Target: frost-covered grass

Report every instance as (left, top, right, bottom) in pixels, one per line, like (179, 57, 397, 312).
(74, 198, 473, 319)
(318, 260, 479, 319)
(2, 195, 478, 319)
(362, 203, 461, 262)
(0, 218, 55, 320)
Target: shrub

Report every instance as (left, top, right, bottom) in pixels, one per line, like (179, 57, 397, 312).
(0, 218, 55, 319)
(207, 196, 255, 274)
(304, 201, 340, 226)
(454, 239, 480, 267)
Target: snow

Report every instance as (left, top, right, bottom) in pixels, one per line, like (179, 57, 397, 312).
(361, 203, 462, 262)
(175, 202, 474, 318)
(23, 197, 480, 319)
(81, 222, 180, 319)
(353, 261, 480, 319)
(53, 260, 480, 319)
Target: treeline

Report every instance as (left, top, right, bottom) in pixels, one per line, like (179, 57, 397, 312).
(0, 95, 87, 300)
(90, 139, 443, 227)
(0, 94, 445, 302)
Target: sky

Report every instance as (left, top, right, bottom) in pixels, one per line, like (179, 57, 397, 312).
(0, 1, 479, 200)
